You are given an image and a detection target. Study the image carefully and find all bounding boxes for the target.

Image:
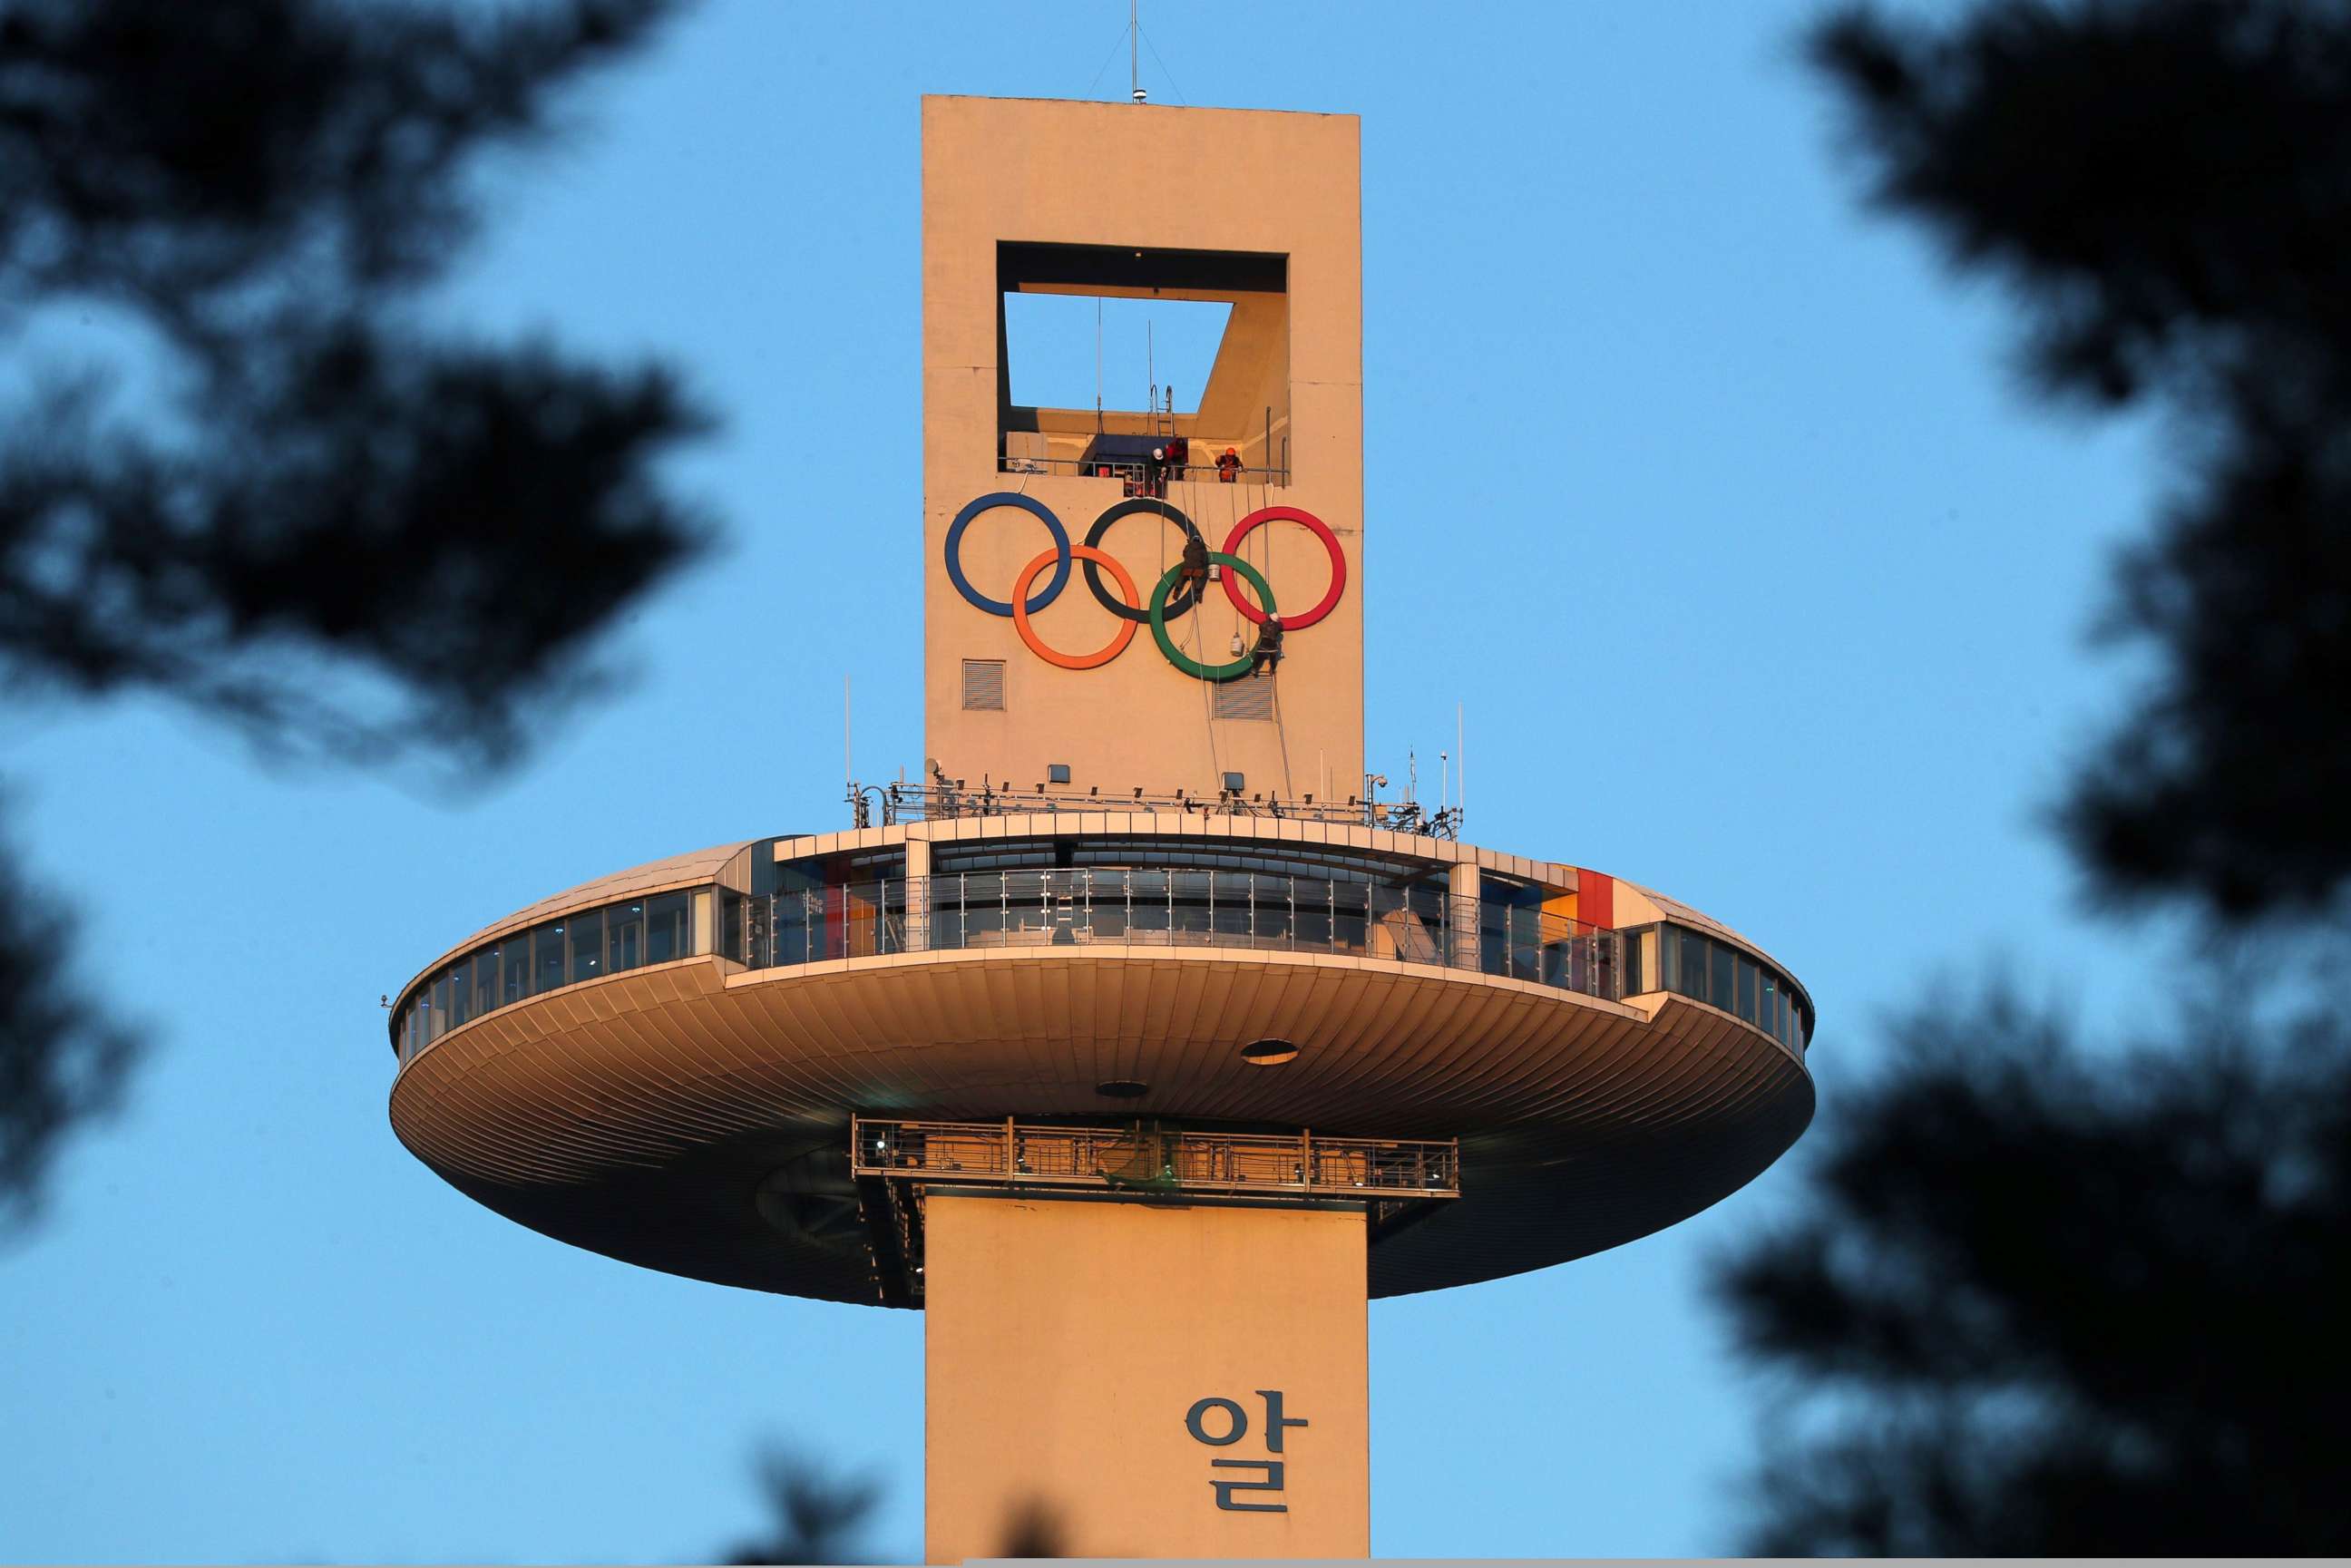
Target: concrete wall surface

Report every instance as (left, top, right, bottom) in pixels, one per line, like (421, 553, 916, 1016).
(924, 1193, 1370, 1561)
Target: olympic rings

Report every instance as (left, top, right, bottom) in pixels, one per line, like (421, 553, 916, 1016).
(1013, 545, 1139, 670)
(1221, 507, 1347, 630)
(943, 491, 1343, 680)
(944, 492, 1070, 618)
(1083, 498, 1206, 623)
(1151, 553, 1276, 683)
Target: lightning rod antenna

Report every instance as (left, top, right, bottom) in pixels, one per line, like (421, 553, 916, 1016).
(1458, 702, 1466, 822)
(1130, 1, 1145, 102)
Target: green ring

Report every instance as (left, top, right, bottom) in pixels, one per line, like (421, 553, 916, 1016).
(1150, 553, 1277, 683)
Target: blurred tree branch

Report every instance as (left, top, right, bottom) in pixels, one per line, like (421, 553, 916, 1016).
(1814, 0, 2351, 920)
(1715, 983, 2351, 1553)
(724, 1444, 884, 1565)
(0, 0, 707, 1231)
(1717, 2, 2351, 1551)
(0, 811, 140, 1235)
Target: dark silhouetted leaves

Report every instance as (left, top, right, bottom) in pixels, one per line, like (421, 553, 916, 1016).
(1811, 0, 2351, 919)
(0, 0, 706, 1222)
(1, 326, 709, 766)
(725, 1445, 884, 1565)
(0, 819, 141, 1238)
(1715, 987, 2351, 1554)
(1720, 4, 2351, 1552)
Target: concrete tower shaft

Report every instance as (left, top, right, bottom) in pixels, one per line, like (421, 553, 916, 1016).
(923, 96, 1364, 804)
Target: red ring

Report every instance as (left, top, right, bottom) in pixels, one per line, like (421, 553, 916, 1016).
(1220, 507, 1346, 629)
(1012, 545, 1139, 670)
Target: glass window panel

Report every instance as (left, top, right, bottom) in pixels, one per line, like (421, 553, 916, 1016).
(776, 889, 816, 965)
(445, 959, 471, 1029)
(961, 872, 1005, 945)
(1678, 930, 1710, 1001)
(533, 922, 567, 994)
(648, 892, 690, 964)
(1711, 943, 1735, 1010)
(815, 885, 838, 960)
(928, 878, 961, 951)
(1478, 896, 1509, 976)
(473, 947, 501, 1018)
(1002, 871, 1046, 940)
(502, 943, 529, 1006)
(428, 973, 451, 1040)
(1293, 878, 1332, 950)
(1514, 905, 1541, 979)
(1624, 927, 1645, 994)
(571, 909, 605, 983)
(1170, 871, 1211, 934)
(1127, 871, 1169, 937)
(1334, 880, 1370, 955)
(1211, 872, 1251, 938)
(1737, 959, 1758, 1023)
(609, 901, 644, 973)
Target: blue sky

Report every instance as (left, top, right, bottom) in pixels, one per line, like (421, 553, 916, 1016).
(1002, 294, 1233, 414)
(0, 2, 2173, 1560)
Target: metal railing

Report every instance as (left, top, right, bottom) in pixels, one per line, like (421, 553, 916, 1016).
(848, 779, 1461, 839)
(851, 1116, 1460, 1199)
(741, 871, 1621, 999)
(997, 455, 1292, 487)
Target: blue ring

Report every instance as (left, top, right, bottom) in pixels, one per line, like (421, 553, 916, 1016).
(945, 493, 1070, 617)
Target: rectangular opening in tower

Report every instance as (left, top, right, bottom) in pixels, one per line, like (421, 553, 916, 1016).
(1004, 294, 1232, 415)
(996, 242, 1291, 489)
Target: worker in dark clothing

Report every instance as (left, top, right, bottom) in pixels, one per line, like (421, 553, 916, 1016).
(1253, 613, 1284, 673)
(1215, 446, 1243, 482)
(1166, 433, 1190, 482)
(1145, 445, 1168, 498)
(1178, 531, 1210, 598)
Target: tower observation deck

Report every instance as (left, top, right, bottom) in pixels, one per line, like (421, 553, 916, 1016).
(385, 96, 1814, 1563)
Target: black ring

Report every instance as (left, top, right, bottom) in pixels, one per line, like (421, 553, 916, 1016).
(1083, 499, 1205, 623)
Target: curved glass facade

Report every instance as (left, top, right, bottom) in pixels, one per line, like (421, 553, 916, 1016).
(394, 838, 1810, 1065)
(1618, 920, 1814, 1054)
(734, 868, 1619, 989)
(391, 888, 707, 1066)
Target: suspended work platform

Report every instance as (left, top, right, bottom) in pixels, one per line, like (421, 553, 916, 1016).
(846, 1115, 1462, 1305)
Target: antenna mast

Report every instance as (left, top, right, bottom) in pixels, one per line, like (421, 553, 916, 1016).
(1130, 0, 1146, 102)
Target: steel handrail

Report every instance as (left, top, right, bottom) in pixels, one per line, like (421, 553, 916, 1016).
(851, 1116, 1461, 1198)
(752, 871, 1621, 1000)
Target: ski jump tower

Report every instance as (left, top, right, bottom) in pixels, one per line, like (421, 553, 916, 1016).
(385, 96, 1815, 1562)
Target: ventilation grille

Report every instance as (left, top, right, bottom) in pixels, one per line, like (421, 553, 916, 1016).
(961, 658, 1006, 711)
(1214, 669, 1274, 721)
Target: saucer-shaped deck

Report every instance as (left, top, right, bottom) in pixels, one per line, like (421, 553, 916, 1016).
(386, 824, 1814, 1305)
